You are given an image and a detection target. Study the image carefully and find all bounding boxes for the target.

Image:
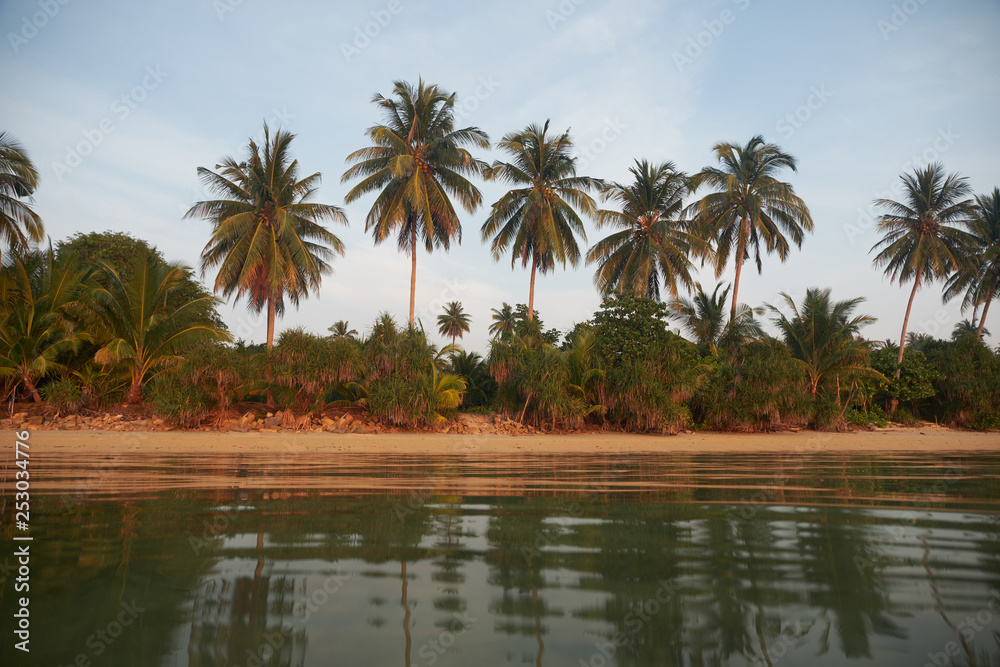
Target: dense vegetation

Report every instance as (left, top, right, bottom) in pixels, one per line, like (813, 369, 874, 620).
(2, 79, 998, 433)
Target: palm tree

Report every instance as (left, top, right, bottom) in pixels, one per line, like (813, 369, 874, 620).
(767, 287, 876, 398)
(481, 120, 599, 320)
(942, 187, 1000, 340)
(186, 123, 346, 350)
(90, 247, 231, 403)
(342, 79, 491, 328)
(688, 135, 813, 321)
(587, 159, 707, 300)
(489, 303, 517, 338)
(870, 163, 976, 374)
(328, 320, 358, 339)
(672, 282, 763, 355)
(437, 301, 471, 346)
(0, 248, 90, 402)
(0, 132, 44, 264)
(0, 132, 45, 259)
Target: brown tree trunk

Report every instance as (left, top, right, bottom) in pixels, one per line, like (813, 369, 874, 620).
(527, 255, 538, 321)
(24, 377, 42, 404)
(409, 225, 417, 329)
(126, 374, 143, 404)
(977, 284, 995, 340)
(891, 269, 922, 414)
(896, 270, 922, 373)
(266, 295, 276, 351)
(730, 215, 749, 323)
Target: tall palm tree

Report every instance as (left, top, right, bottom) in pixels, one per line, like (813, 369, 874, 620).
(688, 135, 813, 321)
(942, 187, 1000, 340)
(481, 121, 599, 320)
(767, 287, 876, 398)
(673, 282, 762, 355)
(587, 159, 707, 300)
(90, 248, 231, 403)
(186, 123, 346, 350)
(0, 132, 44, 264)
(328, 320, 358, 339)
(437, 301, 471, 346)
(489, 303, 516, 338)
(870, 163, 976, 374)
(342, 79, 491, 328)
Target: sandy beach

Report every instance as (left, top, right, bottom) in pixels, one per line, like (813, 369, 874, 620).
(24, 426, 999, 456)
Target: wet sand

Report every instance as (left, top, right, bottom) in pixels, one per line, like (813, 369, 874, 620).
(24, 425, 999, 456)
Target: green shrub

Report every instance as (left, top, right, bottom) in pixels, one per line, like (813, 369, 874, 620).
(695, 339, 811, 431)
(969, 413, 1000, 430)
(149, 377, 209, 428)
(42, 378, 83, 413)
(845, 405, 889, 428)
(924, 334, 1000, 426)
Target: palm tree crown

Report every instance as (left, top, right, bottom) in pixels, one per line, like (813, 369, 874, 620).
(689, 135, 813, 321)
(673, 282, 763, 355)
(942, 187, 1000, 340)
(870, 163, 976, 370)
(767, 287, 876, 398)
(489, 303, 516, 338)
(186, 124, 346, 349)
(328, 320, 358, 339)
(481, 120, 599, 319)
(437, 301, 471, 346)
(0, 132, 44, 264)
(588, 159, 707, 301)
(342, 79, 491, 328)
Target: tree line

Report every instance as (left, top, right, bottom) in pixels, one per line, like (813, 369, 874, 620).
(1, 78, 998, 431)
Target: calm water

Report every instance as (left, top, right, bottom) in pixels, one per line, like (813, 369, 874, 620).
(3, 450, 1000, 666)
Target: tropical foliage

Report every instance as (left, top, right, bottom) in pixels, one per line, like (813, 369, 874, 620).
(0, 131, 44, 263)
(187, 123, 346, 349)
(437, 301, 471, 346)
(482, 120, 599, 318)
(342, 79, 490, 327)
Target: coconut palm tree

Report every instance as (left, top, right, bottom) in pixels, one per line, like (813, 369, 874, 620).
(328, 320, 358, 339)
(342, 79, 491, 328)
(688, 135, 813, 321)
(186, 124, 347, 350)
(672, 282, 763, 355)
(870, 163, 976, 374)
(767, 287, 876, 398)
(90, 247, 231, 403)
(489, 302, 517, 338)
(437, 301, 471, 346)
(0, 248, 91, 402)
(481, 120, 599, 320)
(942, 187, 1000, 340)
(0, 132, 44, 265)
(587, 159, 707, 300)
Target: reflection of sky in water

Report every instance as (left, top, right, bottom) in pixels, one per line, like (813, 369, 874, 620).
(4, 452, 1000, 666)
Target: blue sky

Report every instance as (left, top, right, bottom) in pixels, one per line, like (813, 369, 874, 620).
(2, 0, 998, 352)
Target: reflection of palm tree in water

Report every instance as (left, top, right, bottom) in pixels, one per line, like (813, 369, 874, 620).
(401, 560, 412, 667)
(531, 572, 544, 667)
(920, 532, 977, 667)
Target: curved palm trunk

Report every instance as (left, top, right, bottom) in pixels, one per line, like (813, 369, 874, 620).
(527, 255, 538, 321)
(730, 215, 749, 323)
(126, 376, 143, 404)
(891, 269, 922, 414)
(976, 283, 996, 340)
(409, 225, 417, 329)
(896, 270, 922, 372)
(23, 376, 42, 403)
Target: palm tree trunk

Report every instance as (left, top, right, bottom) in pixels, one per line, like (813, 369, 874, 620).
(891, 269, 922, 414)
(24, 377, 41, 404)
(730, 215, 749, 322)
(126, 371, 143, 404)
(896, 270, 922, 373)
(976, 284, 996, 340)
(527, 255, 538, 321)
(409, 225, 417, 329)
(266, 294, 276, 350)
